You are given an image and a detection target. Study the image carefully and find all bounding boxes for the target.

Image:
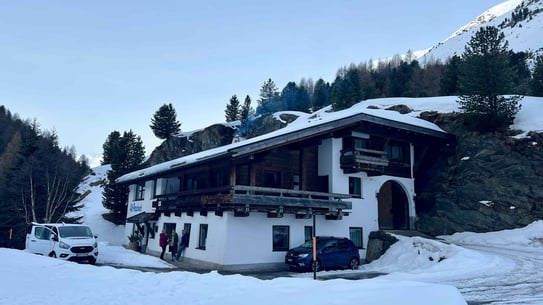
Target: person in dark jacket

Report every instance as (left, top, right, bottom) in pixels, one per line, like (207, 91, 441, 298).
(159, 229, 168, 260)
(169, 228, 179, 261)
(175, 230, 189, 261)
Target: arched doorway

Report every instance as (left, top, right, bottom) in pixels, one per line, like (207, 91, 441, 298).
(377, 181, 409, 230)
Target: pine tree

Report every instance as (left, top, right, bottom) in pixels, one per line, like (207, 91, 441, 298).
(457, 26, 521, 131)
(256, 79, 281, 114)
(344, 65, 364, 106)
(102, 130, 145, 223)
(508, 51, 531, 94)
(240, 95, 253, 125)
(294, 85, 311, 112)
(530, 55, 543, 96)
(280, 82, 298, 111)
(331, 65, 364, 110)
(225, 95, 241, 122)
(101, 131, 121, 165)
(440, 55, 462, 95)
(312, 78, 330, 111)
(330, 75, 350, 110)
(150, 103, 181, 140)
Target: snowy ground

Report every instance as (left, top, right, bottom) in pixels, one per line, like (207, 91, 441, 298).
(3, 223, 542, 305)
(3, 96, 542, 305)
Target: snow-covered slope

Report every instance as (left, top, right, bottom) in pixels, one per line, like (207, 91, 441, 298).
(445, 0, 523, 41)
(70, 164, 126, 246)
(418, 0, 543, 63)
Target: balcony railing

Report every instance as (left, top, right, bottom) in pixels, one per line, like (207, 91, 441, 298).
(153, 185, 351, 217)
(340, 148, 389, 174)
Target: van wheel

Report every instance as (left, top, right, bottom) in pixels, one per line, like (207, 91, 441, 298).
(349, 257, 359, 270)
(49, 252, 56, 258)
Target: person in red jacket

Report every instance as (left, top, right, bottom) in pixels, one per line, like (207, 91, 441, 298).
(159, 229, 168, 260)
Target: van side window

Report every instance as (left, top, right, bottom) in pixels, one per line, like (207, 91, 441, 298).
(34, 227, 44, 239)
(35, 227, 51, 240)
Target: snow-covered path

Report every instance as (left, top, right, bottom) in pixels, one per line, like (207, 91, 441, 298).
(448, 244, 543, 305)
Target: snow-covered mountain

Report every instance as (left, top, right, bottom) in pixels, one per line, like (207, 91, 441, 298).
(418, 0, 543, 63)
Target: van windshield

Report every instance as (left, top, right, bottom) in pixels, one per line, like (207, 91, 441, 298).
(58, 226, 93, 238)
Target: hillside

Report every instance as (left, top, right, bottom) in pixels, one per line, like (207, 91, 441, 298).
(419, 0, 543, 63)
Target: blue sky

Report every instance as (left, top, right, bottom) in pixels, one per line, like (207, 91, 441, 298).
(0, 1, 506, 166)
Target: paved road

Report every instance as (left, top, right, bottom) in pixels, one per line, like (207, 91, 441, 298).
(101, 259, 383, 281)
(101, 243, 543, 304)
(446, 244, 543, 305)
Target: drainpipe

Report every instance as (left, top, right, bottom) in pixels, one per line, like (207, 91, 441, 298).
(313, 214, 317, 280)
(410, 143, 415, 178)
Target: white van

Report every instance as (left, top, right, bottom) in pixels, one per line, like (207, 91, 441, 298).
(25, 223, 99, 264)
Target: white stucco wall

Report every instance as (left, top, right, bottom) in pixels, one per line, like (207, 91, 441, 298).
(124, 135, 418, 268)
(316, 136, 417, 258)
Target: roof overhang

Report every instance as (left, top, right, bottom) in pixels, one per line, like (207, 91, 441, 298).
(126, 212, 157, 224)
(230, 111, 455, 158)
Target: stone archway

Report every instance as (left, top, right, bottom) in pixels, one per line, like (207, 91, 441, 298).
(377, 180, 409, 230)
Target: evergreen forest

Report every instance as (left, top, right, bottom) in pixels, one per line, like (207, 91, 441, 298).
(0, 106, 89, 249)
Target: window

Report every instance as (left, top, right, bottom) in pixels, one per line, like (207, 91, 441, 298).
(149, 223, 157, 239)
(349, 177, 362, 198)
(319, 175, 329, 193)
(151, 180, 157, 198)
(187, 178, 198, 191)
(293, 175, 300, 190)
(198, 224, 208, 250)
(353, 138, 368, 150)
(272, 225, 289, 251)
(135, 182, 145, 201)
(162, 177, 180, 195)
(35, 227, 50, 240)
(183, 223, 191, 248)
(386, 141, 409, 163)
(338, 239, 350, 249)
(263, 171, 281, 188)
(163, 223, 176, 237)
(350, 227, 364, 249)
(304, 226, 313, 242)
(343, 134, 369, 150)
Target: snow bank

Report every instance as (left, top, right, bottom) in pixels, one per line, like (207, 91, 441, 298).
(0, 248, 466, 305)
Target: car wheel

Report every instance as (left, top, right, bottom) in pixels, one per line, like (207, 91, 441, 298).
(88, 257, 96, 265)
(49, 252, 56, 258)
(349, 257, 359, 270)
(312, 260, 321, 272)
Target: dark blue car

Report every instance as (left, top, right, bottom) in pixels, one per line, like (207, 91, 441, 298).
(285, 236, 360, 272)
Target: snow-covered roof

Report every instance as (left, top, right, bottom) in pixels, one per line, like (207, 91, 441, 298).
(118, 95, 543, 184)
(117, 97, 458, 184)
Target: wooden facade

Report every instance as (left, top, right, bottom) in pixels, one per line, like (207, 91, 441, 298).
(152, 143, 351, 220)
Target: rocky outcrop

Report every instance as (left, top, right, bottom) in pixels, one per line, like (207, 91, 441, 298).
(366, 231, 399, 263)
(414, 112, 543, 236)
(145, 113, 300, 167)
(145, 124, 237, 166)
(243, 113, 299, 139)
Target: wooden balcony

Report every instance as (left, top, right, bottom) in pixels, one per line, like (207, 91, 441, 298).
(340, 148, 389, 175)
(153, 185, 351, 219)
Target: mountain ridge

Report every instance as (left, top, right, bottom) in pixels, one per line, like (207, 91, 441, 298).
(418, 0, 542, 63)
